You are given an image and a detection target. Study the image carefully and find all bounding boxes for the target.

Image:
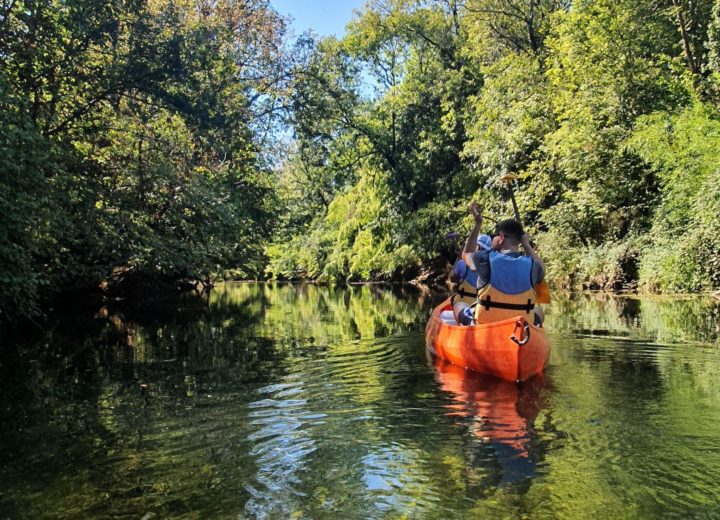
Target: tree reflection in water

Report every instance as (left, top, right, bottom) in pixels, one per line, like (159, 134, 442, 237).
(3, 287, 720, 518)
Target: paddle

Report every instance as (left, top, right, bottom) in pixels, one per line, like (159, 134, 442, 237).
(500, 173, 551, 304)
(500, 173, 522, 225)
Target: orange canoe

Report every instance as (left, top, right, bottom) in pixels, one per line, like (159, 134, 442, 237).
(425, 298, 550, 382)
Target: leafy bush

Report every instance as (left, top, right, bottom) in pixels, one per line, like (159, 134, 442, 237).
(0, 78, 51, 319)
(630, 101, 720, 292)
(538, 231, 644, 290)
(266, 173, 420, 282)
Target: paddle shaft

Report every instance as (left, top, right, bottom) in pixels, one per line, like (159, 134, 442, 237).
(508, 184, 522, 225)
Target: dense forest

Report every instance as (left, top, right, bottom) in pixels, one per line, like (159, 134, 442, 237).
(2, 0, 720, 322)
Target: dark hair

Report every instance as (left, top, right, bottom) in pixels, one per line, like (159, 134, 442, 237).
(494, 219, 524, 242)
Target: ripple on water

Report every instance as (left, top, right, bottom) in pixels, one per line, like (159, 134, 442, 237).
(242, 377, 327, 519)
(240, 334, 442, 518)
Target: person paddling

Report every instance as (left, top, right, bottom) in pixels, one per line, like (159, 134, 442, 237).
(449, 233, 492, 325)
(455, 201, 545, 326)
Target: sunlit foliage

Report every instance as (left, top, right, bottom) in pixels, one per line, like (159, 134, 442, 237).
(270, 0, 718, 294)
(4, 0, 720, 322)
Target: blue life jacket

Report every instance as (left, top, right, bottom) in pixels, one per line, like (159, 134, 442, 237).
(488, 251, 534, 294)
(473, 251, 537, 324)
(455, 260, 479, 287)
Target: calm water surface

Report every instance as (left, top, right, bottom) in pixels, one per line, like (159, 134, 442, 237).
(1, 284, 720, 519)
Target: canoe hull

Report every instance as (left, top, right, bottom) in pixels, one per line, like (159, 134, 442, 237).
(425, 299, 550, 382)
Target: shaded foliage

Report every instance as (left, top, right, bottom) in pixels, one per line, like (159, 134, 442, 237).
(1, 0, 287, 321)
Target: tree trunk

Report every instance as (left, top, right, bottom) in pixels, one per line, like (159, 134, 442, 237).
(673, 0, 698, 74)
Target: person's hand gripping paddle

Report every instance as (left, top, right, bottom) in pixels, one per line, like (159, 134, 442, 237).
(500, 173, 551, 304)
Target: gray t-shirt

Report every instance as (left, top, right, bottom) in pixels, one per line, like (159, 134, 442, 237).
(471, 250, 544, 289)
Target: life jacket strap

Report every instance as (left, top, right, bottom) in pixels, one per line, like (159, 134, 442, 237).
(479, 296, 534, 312)
(450, 286, 479, 307)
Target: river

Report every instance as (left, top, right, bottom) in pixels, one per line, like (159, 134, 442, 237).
(1, 283, 719, 519)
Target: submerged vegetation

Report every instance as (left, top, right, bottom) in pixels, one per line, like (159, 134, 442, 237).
(2, 0, 720, 321)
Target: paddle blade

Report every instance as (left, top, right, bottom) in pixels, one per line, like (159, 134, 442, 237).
(535, 280, 551, 304)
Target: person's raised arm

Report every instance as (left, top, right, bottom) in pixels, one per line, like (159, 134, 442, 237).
(461, 201, 483, 270)
(521, 232, 545, 276)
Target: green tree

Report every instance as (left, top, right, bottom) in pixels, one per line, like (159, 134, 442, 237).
(0, 75, 52, 319)
(0, 0, 288, 320)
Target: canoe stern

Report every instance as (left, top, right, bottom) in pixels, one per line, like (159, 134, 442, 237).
(425, 300, 550, 382)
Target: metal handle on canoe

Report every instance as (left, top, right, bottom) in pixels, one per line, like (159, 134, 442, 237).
(510, 318, 531, 346)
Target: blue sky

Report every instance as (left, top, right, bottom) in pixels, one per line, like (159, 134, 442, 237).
(271, 0, 364, 37)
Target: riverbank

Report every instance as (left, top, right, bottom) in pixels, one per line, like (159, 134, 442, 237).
(4, 252, 718, 338)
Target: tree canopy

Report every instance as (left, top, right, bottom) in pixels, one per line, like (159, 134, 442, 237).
(1, 0, 287, 320)
(268, 0, 720, 294)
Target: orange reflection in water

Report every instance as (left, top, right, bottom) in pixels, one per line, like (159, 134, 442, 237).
(431, 356, 547, 457)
